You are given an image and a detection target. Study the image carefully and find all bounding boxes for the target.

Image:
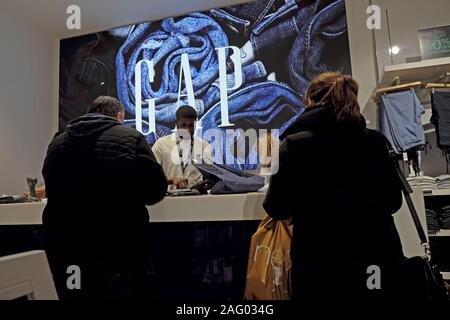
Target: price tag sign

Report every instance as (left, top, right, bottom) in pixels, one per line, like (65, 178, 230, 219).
(419, 25, 450, 60)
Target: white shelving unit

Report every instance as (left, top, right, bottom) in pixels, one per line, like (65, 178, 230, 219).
(379, 57, 450, 86)
(371, 59, 450, 281)
(365, 57, 450, 110)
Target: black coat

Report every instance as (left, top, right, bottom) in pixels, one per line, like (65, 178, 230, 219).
(42, 113, 167, 298)
(263, 106, 405, 302)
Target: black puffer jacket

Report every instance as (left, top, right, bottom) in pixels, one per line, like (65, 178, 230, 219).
(42, 113, 167, 299)
(264, 105, 405, 302)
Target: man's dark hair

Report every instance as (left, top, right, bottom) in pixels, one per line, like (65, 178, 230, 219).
(176, 105, 197, 120)
(88, 96, 125, 118)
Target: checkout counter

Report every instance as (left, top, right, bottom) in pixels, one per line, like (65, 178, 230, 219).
(0, 192, 266, 225)
(0, 189, 428, 300)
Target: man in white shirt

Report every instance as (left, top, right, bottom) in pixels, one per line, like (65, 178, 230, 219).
(152, 105, 213, 188)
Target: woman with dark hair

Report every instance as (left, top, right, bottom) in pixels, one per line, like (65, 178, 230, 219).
(263, 72, 405, 302)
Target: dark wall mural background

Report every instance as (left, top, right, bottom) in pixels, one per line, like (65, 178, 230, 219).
(59, 0, 351, 169)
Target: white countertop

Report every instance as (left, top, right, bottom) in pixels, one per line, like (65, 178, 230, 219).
(0, 192, 267, 225)
(0, 188, 430, 258)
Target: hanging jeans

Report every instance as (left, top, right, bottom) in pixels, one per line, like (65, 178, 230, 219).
(430, 91, 450, 153)
(377, 90, 425, 154)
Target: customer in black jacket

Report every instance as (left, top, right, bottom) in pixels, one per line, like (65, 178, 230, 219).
(42, 96, 168, 299)
(263, 73, 405, 303)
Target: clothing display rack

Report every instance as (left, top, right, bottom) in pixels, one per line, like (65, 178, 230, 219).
(376, 70, 450, 284)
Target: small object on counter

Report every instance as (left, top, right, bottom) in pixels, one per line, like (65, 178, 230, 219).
(0, 196, 14, 204)
(26, 177, 41, 202)
(167, 189, 201, 197)
(190, 180, 211, 194)
(0, 195, 27, 204)
(26, 177, 38, 198)
(167, 177, 189, 190)
(24, 180, 45, 202)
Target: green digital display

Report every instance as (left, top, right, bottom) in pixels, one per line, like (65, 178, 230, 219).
(419, 25, 450, 60)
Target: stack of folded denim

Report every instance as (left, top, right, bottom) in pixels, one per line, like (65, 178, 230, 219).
(440, 205, 450, 230)
(407, 176, 438, 191)
(436, 175, 450, 189)
(426, 209, 442, 234)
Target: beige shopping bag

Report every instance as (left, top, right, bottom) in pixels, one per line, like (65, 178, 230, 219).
(244, 215, 293, 300)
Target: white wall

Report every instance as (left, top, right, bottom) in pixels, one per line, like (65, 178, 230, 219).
(345, 0, 378, 112)
(374, 0, 450, 71)
(345, 0, 450, 128)
(0, 0, 445, 194)
(0, 9, 57, 195)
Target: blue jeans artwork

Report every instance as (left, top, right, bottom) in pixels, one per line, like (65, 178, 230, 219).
(109, 0, 347, 163)
(288, 0, 348, 95)
(115, 13, 229, 122)
(198, 81, 304, 170)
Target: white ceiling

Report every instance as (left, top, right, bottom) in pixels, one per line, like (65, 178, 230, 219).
(0, 0, 249, 39)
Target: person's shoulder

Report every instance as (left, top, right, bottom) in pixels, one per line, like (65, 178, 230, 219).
(103, 124, 147, 146)
(109, 124, 142, 137)
(277, 130, 316, 156)
(363, 128, 390, 145)
(48, 130, 69, 149)
(161, 133, 175, 141)
(155, 133, 175, 144)
(284, 129, 315, 145)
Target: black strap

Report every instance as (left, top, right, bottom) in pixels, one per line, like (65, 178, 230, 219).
(393, 164, 428, 245)
(176, 136, 194, 176)
(446, 151, 449, 175)
(381, 135, 429, 245)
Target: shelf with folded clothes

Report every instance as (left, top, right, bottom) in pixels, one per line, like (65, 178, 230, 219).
(428, 230, 450, 237)
(408, 175, 450, 196)
(423, 189, 450, 197)
(428, 230, 450, 280)
(424, 199, 450, 235)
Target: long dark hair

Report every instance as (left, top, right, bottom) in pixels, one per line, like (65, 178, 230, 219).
(305, 72, 361, 123)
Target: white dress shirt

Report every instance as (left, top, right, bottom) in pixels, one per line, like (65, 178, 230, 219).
(152, 133, 213, 187)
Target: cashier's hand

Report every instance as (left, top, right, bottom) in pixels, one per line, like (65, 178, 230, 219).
(168, 177, 188, 189)
(23, 186, 46, 199)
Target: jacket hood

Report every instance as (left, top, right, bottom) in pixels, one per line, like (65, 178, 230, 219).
(67, 113, 121, 138)
(281, 105, 366, 140)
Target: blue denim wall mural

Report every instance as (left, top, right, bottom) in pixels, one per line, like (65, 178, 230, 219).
(59, 0, 351, 169)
